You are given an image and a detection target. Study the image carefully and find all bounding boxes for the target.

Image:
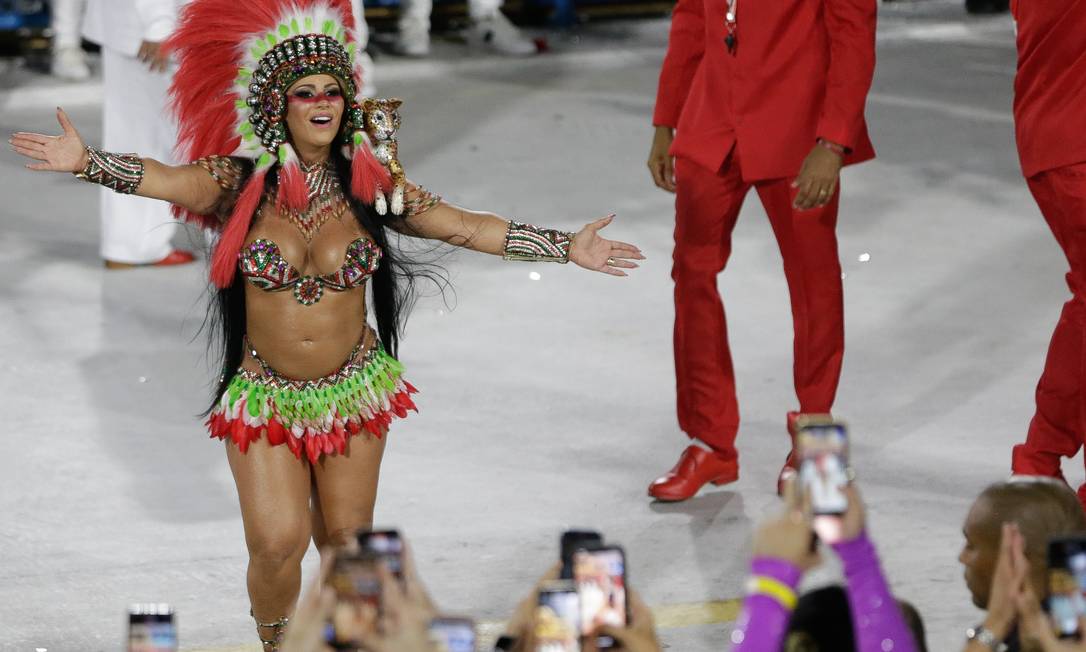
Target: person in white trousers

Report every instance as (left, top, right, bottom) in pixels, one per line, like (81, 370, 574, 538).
(395, 0, 538, 57)
(82, 0, 194, 268)
(51, 0, 90, 81)
(350, 0, 377, 96)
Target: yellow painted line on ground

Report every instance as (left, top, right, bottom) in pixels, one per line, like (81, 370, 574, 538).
(187, 598, 742, 652)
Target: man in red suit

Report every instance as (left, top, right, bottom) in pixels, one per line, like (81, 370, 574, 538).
(1008, 0, 1086, 508)
(646, 0, 877, 501)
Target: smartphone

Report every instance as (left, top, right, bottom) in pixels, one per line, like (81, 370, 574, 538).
(573, 545, 627, 650)
(325, 549, 382, 650)
(429, 616, 477, 652)
(796, 418, 849, 543)
(128, 604, 177, 652)
(561, 530, 604, 580)
(534, 580, 581, 652)
(358, 529, 404, 579)
(1047, 537, 1086, 639)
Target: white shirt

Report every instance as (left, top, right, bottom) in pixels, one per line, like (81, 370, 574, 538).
(83, 0, 187, 57)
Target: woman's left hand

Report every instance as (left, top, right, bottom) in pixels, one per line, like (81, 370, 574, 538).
(570, 214, 645, 277)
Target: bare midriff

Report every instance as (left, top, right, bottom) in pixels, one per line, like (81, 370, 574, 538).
(240, 202, 375, 380)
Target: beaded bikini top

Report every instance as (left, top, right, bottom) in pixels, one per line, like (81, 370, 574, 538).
(239, 237, 382, 306)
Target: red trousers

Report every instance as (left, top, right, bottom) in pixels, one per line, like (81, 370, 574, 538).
(1012, 162, 1086, 485)
(672, 154, 844, 458)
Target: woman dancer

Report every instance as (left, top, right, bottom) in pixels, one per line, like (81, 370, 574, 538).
(8, 1, 642, 648)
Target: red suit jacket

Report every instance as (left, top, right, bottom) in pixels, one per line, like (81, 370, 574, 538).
(653, 0, 877, 181)
(1011, 0, 1086, 178)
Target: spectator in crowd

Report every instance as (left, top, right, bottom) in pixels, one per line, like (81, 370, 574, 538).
(349, 0, 377, 96)
(785, 586, 929, 652)
(1014, 546, 1086, 652)
(730, 477, 917, 652)
(281, 540, 439, 652)
(394, 0, 538, 57)
(960, 477, 1086, 651)
(51, 0, 90, 81)
(495, 564, 661, 652)
(82, 0, 195, 268)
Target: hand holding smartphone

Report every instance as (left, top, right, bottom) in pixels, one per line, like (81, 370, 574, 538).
(795, 417, 850, 543)
(534, 580, 581, 652)
(573, 545, 628, 650)
(1047, 537, 1086, 639)
(325, 549, 382, 649)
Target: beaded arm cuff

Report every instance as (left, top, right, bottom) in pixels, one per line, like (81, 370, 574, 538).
(194, 156, 245, 221)
(403, 184, 442, 217)
(195, 155, 244, 192)
(73, 146, 144, 194)
(502, 220, 574, 263)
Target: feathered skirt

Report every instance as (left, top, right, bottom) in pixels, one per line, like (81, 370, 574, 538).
(206, 339, 418, 463)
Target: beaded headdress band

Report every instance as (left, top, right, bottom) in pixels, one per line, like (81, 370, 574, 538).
(167, 0, 391, 288)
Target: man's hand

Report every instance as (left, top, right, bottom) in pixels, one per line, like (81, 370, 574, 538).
(137, 40, 170, 73)
(647, 126, 676, 193)
(983, 523, 1029, 641)
(792, 142, 843, 210)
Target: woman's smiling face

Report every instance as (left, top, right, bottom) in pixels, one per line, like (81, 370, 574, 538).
(285, 74, 346, 154)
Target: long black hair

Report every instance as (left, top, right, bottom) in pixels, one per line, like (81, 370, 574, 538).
(202, 154, 439, 415)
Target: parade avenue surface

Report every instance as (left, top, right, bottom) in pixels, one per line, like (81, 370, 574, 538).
(0, 3, 1065, 650)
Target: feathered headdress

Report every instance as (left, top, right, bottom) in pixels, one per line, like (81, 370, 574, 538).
(166, 0, 391, 288)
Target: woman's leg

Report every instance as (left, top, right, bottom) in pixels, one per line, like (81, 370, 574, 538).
(311, 433, 388, 545)
(226, 439, 313, 646)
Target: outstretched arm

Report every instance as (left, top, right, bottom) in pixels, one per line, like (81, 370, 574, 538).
(390, 183, 645, 277)
(9, 107, 226, 217)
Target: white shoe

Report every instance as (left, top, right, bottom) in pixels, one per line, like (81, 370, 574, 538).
(52, 47, 90, 81)
(470, 12, 538, 56)
(394, 22, 431, 57)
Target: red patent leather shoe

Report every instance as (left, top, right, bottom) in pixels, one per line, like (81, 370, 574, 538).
(778, 411, 802, 496)
(648, 445, 739, 502)
(779, 411, 836, 495)
(104, 249, 196, 269)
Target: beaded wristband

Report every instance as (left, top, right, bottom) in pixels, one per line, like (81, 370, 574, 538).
(73, 146, 144, 194)
(745, 575, 798, 610)
(502, 220, 574, 263)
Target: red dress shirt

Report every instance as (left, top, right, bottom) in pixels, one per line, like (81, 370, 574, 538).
(653, 0, 877, 181)
(1011, 0, 1086, 178)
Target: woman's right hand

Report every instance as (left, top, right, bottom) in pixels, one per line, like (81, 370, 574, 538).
(9, 107, 88, 173)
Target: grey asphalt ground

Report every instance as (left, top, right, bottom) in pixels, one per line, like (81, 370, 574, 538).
(0, 2, 1065, 650)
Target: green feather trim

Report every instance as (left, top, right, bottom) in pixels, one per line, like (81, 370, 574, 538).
(221, 348, 410, 429)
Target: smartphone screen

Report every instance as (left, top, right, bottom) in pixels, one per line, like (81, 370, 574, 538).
(573, 546, 627, 649)
(326, 551, 382, 649)
(358, 529, 404, 579)
(1048, 538, 1086, 639)
(560, 530, 604, 580)
(429, 617, 476, 652)
(797, 420, 849, 543)
(128, 605, 177, 652)
(534, 580, 581, 652)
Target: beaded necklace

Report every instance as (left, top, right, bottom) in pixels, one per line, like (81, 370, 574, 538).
(278, 159, 348, 242)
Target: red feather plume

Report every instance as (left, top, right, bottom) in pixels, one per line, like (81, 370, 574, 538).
(164, 0, 361, 240)
(209, 168, 267, 288)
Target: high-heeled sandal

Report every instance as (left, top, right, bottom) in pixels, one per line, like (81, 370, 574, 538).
(251, 609, 289, 651)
